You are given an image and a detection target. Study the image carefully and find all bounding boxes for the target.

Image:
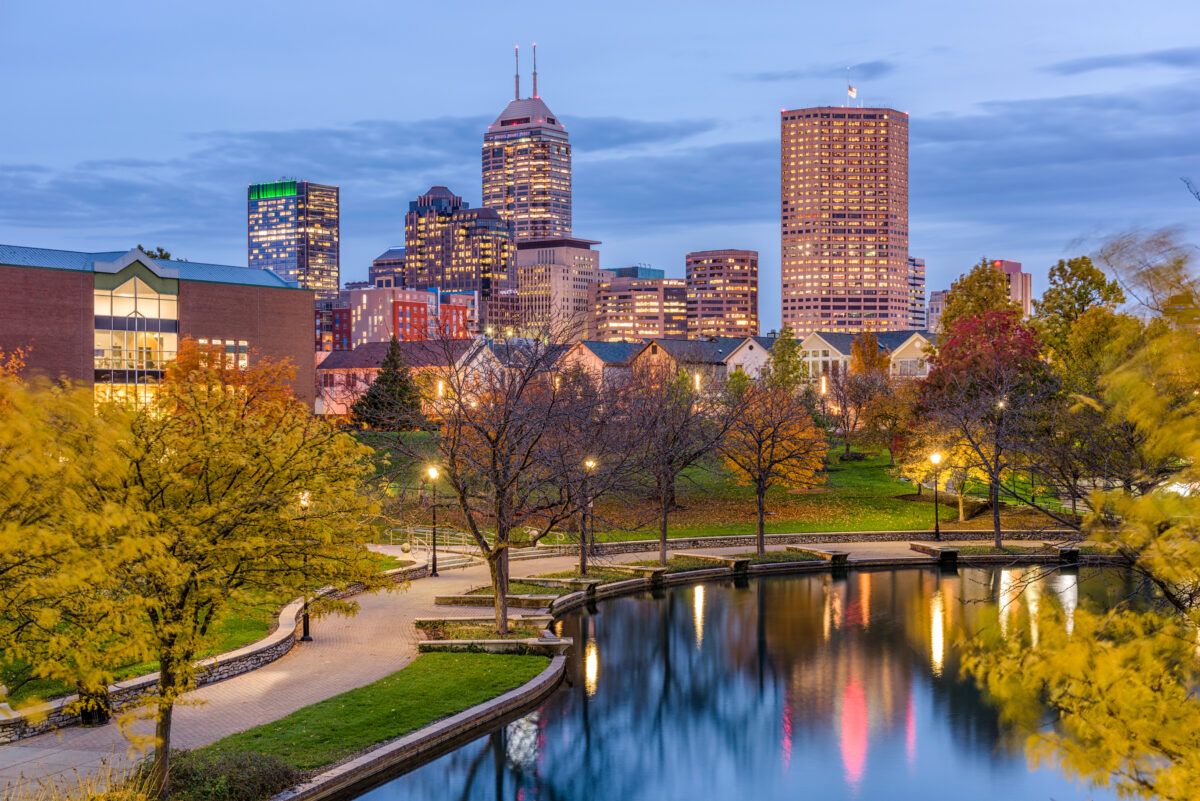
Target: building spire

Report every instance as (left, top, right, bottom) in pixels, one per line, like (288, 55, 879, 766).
(514, 45, 520, 100)
(532, 43, 538, 98)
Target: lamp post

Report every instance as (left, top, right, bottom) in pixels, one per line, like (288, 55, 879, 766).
(581, 458, 597, 575)
(929, 452, 942, 542)
(298, 491, 313, 641)
(427, 466, 440, 577)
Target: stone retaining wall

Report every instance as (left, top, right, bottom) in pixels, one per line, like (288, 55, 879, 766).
(0, 563, 427, 744)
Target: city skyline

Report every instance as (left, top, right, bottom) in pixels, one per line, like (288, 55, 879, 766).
(2, 1, 1197, 332)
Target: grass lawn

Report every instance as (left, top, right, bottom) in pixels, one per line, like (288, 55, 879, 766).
(535, 567, 634, 584)
(466, 581, 564, 596)
(629, 556, 726, 573)
(954, 544, 1055, 555)
(369, 553, 414, 572)
(415, 621, 543, 640)
(202, 652, 549, 771)
(734, 550, 827, 564)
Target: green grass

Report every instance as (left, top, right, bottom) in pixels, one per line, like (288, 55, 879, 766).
(955, 545, 1054, 555)
(629, 556, 727, 573)
(535, 567, 635, 584)
(202, 652, 549, 771)
(734, 550, 827, 564)
(594, 454, 955, 542)
(466, 581, 564, 596)
(368, 553, 414, 572)
(415, 621, 543, 640)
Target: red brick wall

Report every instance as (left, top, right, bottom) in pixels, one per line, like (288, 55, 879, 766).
(0, 264, 93, 384)
(179, 282, 315, 406)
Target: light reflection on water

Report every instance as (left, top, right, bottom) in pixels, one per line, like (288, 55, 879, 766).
(359, 567, 1138, 801)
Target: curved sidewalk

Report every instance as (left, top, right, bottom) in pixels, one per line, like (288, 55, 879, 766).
(0, 538, 934, 793)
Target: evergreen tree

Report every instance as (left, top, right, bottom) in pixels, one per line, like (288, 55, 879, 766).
(351, 336, 425, 430)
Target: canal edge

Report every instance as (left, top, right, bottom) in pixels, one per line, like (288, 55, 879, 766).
(268, 654, 567, 801)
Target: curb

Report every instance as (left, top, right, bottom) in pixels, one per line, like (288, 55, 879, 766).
(269, 655, 566, 801)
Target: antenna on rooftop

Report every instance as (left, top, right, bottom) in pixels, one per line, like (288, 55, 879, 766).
(514, 46, 520, 100)
(532, 43, 538, 98)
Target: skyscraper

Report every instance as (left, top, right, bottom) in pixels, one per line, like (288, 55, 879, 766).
(402, 186, 513, 325)
(515, 237, 602, 340)
(927, 289, 948, 333)
(590, 275, 687, 341)
(686, 249, 759, 338)
(906, 256, 926, 329)
(482, 46, 572, 241)
(780, 106, 909, 336)
(247, 179, 339, 299)
(992, 259, 1033, 317)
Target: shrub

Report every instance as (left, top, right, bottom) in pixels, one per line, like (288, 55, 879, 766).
(134, 750, 300, 801)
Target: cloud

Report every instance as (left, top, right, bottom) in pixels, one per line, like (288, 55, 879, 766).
(741, 60, 896, 83)
(1044, 46, 1200, 75)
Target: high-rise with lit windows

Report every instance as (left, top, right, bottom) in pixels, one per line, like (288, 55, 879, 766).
(685, 249, 759, 338)
(482, 47, 572, 241)
(906, 256, 926, 329)
(780, 106, 909, 336)
(247, 179, 340, 299)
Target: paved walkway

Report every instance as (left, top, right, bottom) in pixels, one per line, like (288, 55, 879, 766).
(0, 537, 960, 793)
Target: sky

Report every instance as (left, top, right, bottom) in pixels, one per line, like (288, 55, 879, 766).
(2, 0, 1198, 332)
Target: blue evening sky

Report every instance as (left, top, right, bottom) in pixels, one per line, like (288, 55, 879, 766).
(2, 0, 1197, 331)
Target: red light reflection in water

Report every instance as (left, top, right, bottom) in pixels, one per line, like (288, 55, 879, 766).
(840, 677, 869, 790)
(781, 699, 793, 771)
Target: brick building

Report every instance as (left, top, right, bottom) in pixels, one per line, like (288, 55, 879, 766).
(0, 245, 315, 405)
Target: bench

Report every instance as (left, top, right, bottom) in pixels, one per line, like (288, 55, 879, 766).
(908, 542, 958, 566)
(673, 553, 752, 573)
(787, 546, 849, 567)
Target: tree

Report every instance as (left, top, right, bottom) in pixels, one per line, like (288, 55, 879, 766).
(920, 310, 1059, 545)
(766, 325, 807, 391)
(938, 258, 1017, 338)
(860, 377, 918, 466)
(0, 346, 26, 380)
(136, 245, 172, 261)
(719, 371, 826, 555)
(116, 340, 380, 798)
(350, 336, 426, 430)
(848, 332, 889, 377)
(626, 363, 742, 565)
(963, 251, 1200, 799)
(1031, 256, 1125, 360)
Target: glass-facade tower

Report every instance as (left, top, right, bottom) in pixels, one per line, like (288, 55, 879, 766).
(483, 97, 572, 241)
(248, 179, 340, 298)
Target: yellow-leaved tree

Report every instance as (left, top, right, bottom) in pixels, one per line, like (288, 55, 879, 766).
(111, 340, 383, 799)
(719, 370, 826, 555)
(962, 231, 1200, 799)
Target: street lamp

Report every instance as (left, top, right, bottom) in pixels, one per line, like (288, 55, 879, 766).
(929, 452, 943, 541)
(582, 458, 597, 572)
(298, 491, 313, 641)
(427, 466, 440, 577)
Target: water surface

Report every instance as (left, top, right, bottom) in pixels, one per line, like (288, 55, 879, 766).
(360, 567, 1136, 801)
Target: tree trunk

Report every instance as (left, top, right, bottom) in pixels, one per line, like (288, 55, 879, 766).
(756, 483, 767, 556)
(149, 688, 174, 800)
(917, 482, 922, 497)
(659, 486, 670, 566)
(578, 507, 588, 576)
(489, 554, 509, 635)
(957, 483, 965, 522)
(991, 478, 1002, 549)
(843, 436, 851, 457)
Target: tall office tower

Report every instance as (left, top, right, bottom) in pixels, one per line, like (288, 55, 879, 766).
(590, 276, 687, 341)
(780, 106, 909, 336)
(992, 259, 1033, 317)
(370, 247, 406, 288)
(515, 237, 601, 340)
(685, 249, 759, 338)
(403, 186, 513, 324)
(482, 46, 572, 240)
(906, 256, 926, 329)
(248, 179, 340, 299)
(613, 266, 664, 279)
(927, 289, 948, 333)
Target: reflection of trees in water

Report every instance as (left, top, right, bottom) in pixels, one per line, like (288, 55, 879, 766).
(363, 568, 1135, 801)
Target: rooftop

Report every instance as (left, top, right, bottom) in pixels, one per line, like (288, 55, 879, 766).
(317, 339, 472, 371)
(0, 244, 298, 289)
(488, 97, 565, 132)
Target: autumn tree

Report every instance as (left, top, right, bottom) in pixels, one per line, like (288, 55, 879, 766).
(963, 247, 1200, 800)
(920, 310, 1060, 545)
(825, 333, 889, 458)
(116, 340, 380, 798)
(350, 336, 426, 431)
(0, 345, 26, 380)
(1031, 256, 1125, 361)
(938, 258, 1017, 339)
(626, 363, 742, 565)
(860, 376, 918, 466)
(719, 371, 826, 555)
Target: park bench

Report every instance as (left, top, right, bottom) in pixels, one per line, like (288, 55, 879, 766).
(908, 542, 958, 566)
(787, 546, 849, 567)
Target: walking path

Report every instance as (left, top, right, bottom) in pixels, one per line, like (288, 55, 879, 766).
(0, 537, 964, 793)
